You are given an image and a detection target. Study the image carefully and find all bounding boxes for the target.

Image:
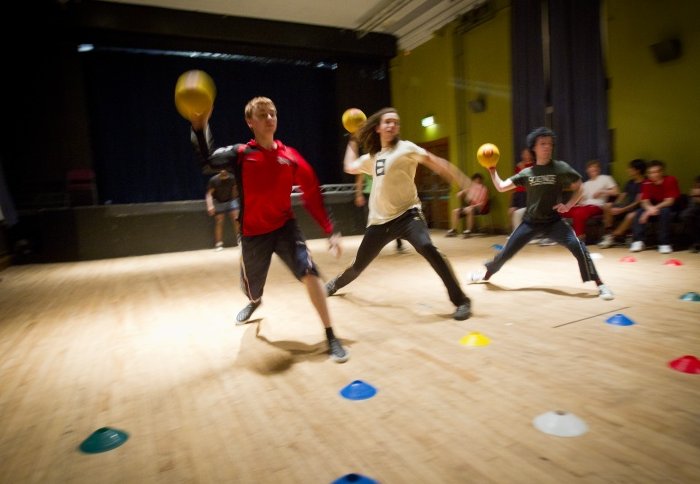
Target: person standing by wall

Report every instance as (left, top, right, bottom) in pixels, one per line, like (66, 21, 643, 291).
(206, 169, 240, 251)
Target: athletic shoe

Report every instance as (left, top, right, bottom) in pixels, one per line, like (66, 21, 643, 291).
(469, 270, 492, 282)
(453, 300, 472, 321)
(462, 230, 472, 238)
(325, 278, 338, 297)
(328, 338, 349, 363)
(597, 234, 615, 249)
(538, 238, 557, 246)
(236, 300, 261, 324)
(630, 241, 645, 252)
(598, 284, 614, 301)
(445, 229, 457, 237)
(215, 241, 224, 252)
(528, 238, 541, 245)
(658, 244, 672, 254)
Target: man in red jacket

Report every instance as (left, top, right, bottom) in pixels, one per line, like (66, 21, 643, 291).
(190, 96, 348, 363)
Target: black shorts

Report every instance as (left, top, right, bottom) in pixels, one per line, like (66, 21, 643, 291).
(239, 219, 319, 300)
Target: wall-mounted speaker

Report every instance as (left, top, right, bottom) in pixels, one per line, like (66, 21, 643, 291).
(468, 95, 486, 113)
(650, 38, 682, 63)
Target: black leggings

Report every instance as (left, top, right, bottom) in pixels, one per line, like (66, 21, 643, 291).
(329, 208, 468, 306)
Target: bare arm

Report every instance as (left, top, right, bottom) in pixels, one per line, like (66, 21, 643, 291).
(554, 180, 583, 213)
(343, 140, 363, 175)
(205, 188, 215, 215)
(354, 173, 366, 207)
(420, 151, 471, 190)
(487, 167, 515, 192)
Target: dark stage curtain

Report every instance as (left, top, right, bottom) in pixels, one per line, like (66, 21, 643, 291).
(511, 0, 547, 162)
(0, 156, 18, 226)
(82, 51, 338, 204)
(511, 0, 609, 174)
(549, 0, 610, 172)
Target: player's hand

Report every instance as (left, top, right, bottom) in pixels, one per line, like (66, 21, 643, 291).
(190, 106, 213, 131)
(354, 194, 366, 207)
(329, 232, 343, 258)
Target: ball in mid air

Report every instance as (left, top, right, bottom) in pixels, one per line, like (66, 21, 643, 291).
(174, 70, 216, 120)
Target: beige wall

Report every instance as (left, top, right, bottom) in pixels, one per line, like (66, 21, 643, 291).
(389, 0, 699, 231)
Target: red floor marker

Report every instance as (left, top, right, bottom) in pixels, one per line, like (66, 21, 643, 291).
(669, 355, 700, 374)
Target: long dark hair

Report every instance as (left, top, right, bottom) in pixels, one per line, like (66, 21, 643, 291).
(354, 107, 400, 156)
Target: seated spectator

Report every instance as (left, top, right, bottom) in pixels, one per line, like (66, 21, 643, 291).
(630, 160, 681, 254)
(560, 159, 619, 243)
(681, 175, 700, 253)
(598, 159, 647, 248)
(446, 173, 489, 238)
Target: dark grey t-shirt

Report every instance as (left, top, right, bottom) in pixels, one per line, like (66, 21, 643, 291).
(510, 160, 582, 224)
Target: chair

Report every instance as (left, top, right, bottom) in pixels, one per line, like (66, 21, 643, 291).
(66, 168, 98, 206)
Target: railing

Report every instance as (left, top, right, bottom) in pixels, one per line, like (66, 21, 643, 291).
(292, 184, 355, 194)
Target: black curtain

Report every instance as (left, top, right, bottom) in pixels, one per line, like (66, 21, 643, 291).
(549, 0, 609, 172)
(511, 0, 609, 174)
(0, 156, 18, 226)
(511, 0, 547, 164)
(82, 50, 338, 204)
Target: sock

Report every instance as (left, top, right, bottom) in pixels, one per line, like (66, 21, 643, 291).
(325, 327, 336, 341)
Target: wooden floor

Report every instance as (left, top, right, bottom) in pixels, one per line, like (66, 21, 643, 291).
(1, 233, 699, 484)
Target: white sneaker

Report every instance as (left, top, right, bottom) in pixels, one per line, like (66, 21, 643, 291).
(215, 242, 224, 252)
(598, 284, 614, 300)
(469, 270, 486, 282)
(658, 244, 672, 254)
(598, 234, 614, 249)
(629, 241, 645, 252)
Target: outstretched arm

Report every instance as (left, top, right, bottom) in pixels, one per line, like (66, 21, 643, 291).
(421, 152, 471, 190)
